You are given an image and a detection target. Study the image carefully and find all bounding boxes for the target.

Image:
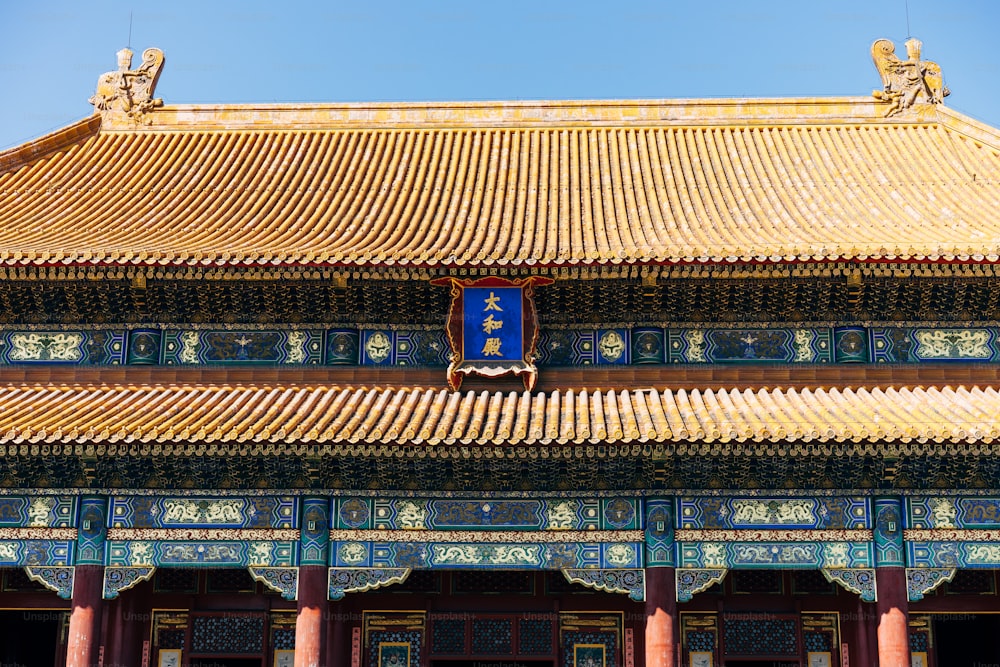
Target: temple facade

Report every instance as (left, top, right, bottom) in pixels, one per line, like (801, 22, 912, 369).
(1, 40, 1000, 667)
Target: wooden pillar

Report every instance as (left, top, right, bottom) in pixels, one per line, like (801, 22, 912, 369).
(874, 497, 909, 667)
(66, 565, 104, 667)
(876, 567, 909, 667)
(297, 497, 331, 667)
(326, 601, 346, 667)
(645, 567, 677, 667)
(854, 598, 873, 667)
(68, 496, 109, 667)
(295, 565, 327, 667)
(119, 579, 150, 667)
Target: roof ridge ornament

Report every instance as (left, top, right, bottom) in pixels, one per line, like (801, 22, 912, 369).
(871, 37, 949, 117)
(89, 46, 165, 124)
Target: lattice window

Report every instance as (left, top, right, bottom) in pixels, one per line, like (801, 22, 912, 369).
(471, 618, 513, 655)
(723, 617, 798, 656)
(546, 572, 593, 594)
(158, 629, 186, 650)
(191, 615, 264, 654)
(391, 570, 441, 594)
(2, 568, 48, 591)
(804, 631, 832, 652)
(205, 568, 255, 593)
(430, 619, 466, 655)
(792, 570, 837, 594)
(731, 570, 783, 595)
(518, 618, 554, 654)
(369, 630, 422, 667)
(687, 631, 715, 652)
(154, 568, 199, 593)
(909, 630, 929, 653)
(452, 571, 533, 594)
(272, 627, 295, 650)
(945, 569, 996, 595)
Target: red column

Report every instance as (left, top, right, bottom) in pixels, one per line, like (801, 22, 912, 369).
(875, 567, 909, 667)
(295, 565, 327, 667)
(854, 598, 873, 667)
(645, 567, 677, 667)
(326, 602, 345, 667)
(66, 565, 104, 667)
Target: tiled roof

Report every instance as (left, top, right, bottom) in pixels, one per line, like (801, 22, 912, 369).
(1, 99, 999, 267)
(1, 384, 997, 451)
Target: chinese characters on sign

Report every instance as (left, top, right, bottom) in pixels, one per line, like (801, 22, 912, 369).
(431, 276, 552, 391)
(463, 287, 523, 363)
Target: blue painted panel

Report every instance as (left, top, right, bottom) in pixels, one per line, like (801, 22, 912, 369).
(462, 287, 523, 363)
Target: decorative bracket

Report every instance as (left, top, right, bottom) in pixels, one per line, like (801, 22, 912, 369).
(676, 568, 727, 602)
(104, 566, 156, 599)
(328, 568, 410, 600)
(249, 566, 299, 601)
(25, 566, 74, 600)
(906, 568, 956, 602)
(562, 568, 645, 601)
(822, 568, 876, 602)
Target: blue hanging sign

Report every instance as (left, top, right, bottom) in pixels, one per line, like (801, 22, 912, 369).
(431, 276, 553, 391)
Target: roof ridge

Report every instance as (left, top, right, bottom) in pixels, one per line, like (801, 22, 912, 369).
(0, 116, 101, 175)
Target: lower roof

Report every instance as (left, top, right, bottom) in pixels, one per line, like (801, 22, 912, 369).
(0, 382, 995, 450)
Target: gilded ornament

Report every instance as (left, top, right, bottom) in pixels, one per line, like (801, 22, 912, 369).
(9, 333, 83, 361)
(914, 329, 990, 359)
(365, 331, 392, 363)
(545, 501, 576, 530)
(27, 497, 54, 527)
(597, 331, 625, 362)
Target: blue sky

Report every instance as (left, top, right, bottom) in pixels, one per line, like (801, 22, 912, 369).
(1, 0, 999, 149)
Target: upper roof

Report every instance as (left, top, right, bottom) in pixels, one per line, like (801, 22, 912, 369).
(2, 45, 999, 269)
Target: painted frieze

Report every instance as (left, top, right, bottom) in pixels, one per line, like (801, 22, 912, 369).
(677, 497, 869, 530)
(668, 328, 833, 364)
(331, 537, 641, 570)
(907, 541, 1000, 569)
(365, 498, 637, 532)
(0, 496, 76, 527)
(871, 326, 1000, 362)
(678, 541, 873, 569)
(1, 324, 998, 366)
(109, 496, 297, 529)
(162, 329, 323, 364)
(907, 496, 1000, 530)
(107, 540, 296, 567)
(0, 540, 74, 566)
(1, 330, 125, 364)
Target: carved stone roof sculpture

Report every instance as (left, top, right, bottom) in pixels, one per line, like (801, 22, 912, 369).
(872, 37, 949, 117)
(88, 46, 164, 124)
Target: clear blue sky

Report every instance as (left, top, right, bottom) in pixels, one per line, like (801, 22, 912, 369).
(1, 0, 999, 149)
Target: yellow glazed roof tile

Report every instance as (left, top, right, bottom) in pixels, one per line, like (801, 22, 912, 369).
(0, 383, 997, 451)
(1, 99, 1000, 267)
